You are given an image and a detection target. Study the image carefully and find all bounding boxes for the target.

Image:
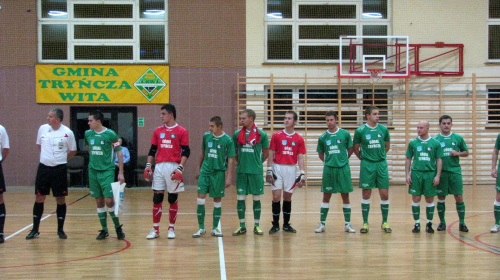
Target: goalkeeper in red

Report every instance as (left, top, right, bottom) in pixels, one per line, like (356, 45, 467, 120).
(192, 116, 235, 238)
(232, 109, 269, 236)
(266, 111, 306, 234)
(145, 104, 190, 240)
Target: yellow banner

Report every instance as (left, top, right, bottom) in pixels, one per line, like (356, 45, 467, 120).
(36, 65, 169, 104)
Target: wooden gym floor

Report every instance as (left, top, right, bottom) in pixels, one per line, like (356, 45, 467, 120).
(0, 184, 499, 279)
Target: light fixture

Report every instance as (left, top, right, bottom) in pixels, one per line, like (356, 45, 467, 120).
(48, 10, 68, 17)
(362, 12, 383, 19)
(143, 9, 165, 16)
(267, 12, 283, 19)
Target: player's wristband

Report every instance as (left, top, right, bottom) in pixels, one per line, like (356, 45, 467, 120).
(177, 165, 184, 172)
(146, 163, 152, 169)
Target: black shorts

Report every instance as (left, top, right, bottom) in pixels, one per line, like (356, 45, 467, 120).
(0, 163, 5, 194)
(35, 163, 68, 197)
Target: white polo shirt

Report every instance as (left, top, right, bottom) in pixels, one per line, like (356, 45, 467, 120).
(0, 125, 10, 162)
(37, 124, 77, 166)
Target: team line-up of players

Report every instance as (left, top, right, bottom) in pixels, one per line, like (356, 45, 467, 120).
(0, 104, 499, 244)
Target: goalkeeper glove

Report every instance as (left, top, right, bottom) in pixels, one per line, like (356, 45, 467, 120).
(144, 163, 153, 182)
(266, 167, 277, 184)
(170, 165, 184, 183)
(295, 170, 306, 188)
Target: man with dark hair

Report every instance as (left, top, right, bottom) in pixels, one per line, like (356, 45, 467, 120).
(434, 115, 469, 232)
(145, 104, 190, 239)
(315, 111, 356, 234)
(232, 109, 269, 236)
(266, 111, 306, 234)
(192, 116, 235, 238)
(85, 110, 126, 240)
(26, 108, 77, 240)
(353, 106, 392, 233)
(0, 124, 9, 243)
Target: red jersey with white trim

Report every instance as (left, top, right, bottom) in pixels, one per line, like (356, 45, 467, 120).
(151, 124, 189, 164)
(269, 130, 306, 165)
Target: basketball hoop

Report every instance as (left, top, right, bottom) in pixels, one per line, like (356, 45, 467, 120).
(367, 68, 385, 83)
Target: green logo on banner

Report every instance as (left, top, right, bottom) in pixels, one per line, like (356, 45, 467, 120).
(134, 68, 166, 102)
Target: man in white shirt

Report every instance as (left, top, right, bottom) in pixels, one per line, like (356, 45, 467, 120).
(26, 108, 77, 240)
(0, 124, 10, 244)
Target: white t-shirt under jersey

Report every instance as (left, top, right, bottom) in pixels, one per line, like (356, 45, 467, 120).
(37, 124, 77, 166)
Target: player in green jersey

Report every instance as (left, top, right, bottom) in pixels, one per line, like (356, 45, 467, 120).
(434, 115, 469, 232)
(315, 111, 356, 234)
(192, 116, 236, 238)
(405, 120, 443, 234)
(353, 106, 391, 233)
(85, 110, 125, 240)
(490, 133, 500, 233)
(232, 109, 269, 236)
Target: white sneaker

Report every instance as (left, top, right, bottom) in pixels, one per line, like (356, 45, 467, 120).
(146, 228, 159, 239)
(491, 224, 500, 233)
(344, 223, 356, 233)
(211, 228, 223, 237)
(192, 228, 206, 238)
(315, 223, 326, 233)
(167, 228, 176, 239)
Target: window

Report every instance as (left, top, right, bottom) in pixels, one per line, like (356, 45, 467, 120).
(489, 0, 500, 60)
(488, 89, 500, 124)
(38, 0, 167, 63)
(265, 0, 390, 62)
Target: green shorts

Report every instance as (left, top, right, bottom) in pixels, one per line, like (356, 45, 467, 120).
(236, 173, 264, 195)
(322, 164, 353, 194)
(89, 168, 115, 198)
(359, 160, 389, 189)
(198, 171, 226, 198)
(436, 171, 463, 196)
(408, 171, 437, 197)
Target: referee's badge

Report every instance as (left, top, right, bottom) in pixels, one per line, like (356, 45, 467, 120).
(208, 142, 213, 148)
(441, 142, 445, 147)
(417, 146, 422, 152)
(366, 134, 371, 140)
(282, 140, 287, 145)
(160, 133, 165, 139)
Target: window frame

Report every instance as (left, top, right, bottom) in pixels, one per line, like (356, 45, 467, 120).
(488, 0, 500, 61)
(265, 0, 391, 63)
(37, 0, 168, 63)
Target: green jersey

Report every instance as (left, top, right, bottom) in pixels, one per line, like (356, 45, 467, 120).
(317, 128, 352, 168)
(433, 133, 468, 174)
(406, 136, 443, 172)
(85, 128, 121, 171)
(494, 134, 500, 165)
(353, 123, 390, 162)
(233, 128, 269, 174)
(200, 132, 236, 174)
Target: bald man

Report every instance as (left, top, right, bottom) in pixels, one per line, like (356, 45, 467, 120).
(405, 121, 443, 234)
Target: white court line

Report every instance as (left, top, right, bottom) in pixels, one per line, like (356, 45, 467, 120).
(217, 222, 226, 280)
(5, 214, 53, 241)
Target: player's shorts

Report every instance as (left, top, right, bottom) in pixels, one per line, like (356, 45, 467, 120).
(359, 160, 389, 189)
(0, 163, 5, 194)
(322, 164, 353, 194)
(198, 170, 226, 198)
(152, 162, 185, 193)
(35, 163, 68, 197)
(408, 170, 437, 197)
(236, 173, 264, 195)
(89, 168, 114, 198)
(436, 170, 463, 196)
(271, 163, 297, 193)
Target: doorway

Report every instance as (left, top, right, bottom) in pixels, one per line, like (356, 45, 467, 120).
(70, 106, 137, 186)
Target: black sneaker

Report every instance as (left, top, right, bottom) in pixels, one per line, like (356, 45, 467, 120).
(426, 222, 434, 233)
(412, 223, 421, 233)
(26, 229, 40, 240)
(0, 233, 4, 244)
(283, 224, 297, 233)
(116, 225, 125, 240)
(96, 230, 109, 240)
(269, 223, 280, 234)
(459, 223, 469, 232)
(57, 230, 67, 239)
(437, 223, 446, 231)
